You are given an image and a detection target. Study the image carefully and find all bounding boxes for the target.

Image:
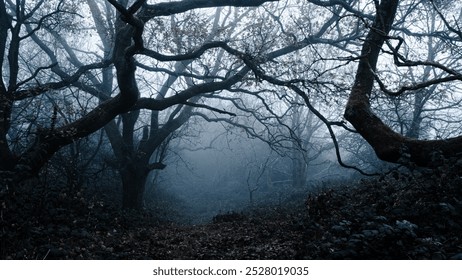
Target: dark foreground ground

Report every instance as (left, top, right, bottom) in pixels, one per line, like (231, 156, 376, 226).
(1, 169, 462, 259)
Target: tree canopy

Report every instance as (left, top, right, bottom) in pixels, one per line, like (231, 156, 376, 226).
(1, 0, 462, 189)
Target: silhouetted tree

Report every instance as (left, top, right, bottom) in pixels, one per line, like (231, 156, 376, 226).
(344, 0, 462, 167)
(3, 0, 462, 200)
(0, 0, 279, 187)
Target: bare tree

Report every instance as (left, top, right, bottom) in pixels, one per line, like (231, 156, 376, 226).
(4, 0, 462, 199)
(344, 0, 462, 167)
(0, 0, 280, 187)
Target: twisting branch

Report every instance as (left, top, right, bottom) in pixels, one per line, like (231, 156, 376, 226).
(385, 37, 460, 75)
(249, 74, 377, 175)
(289, 84, 379, 176)
(368, 37, 462, 96)
(373, 71, 462, 97)
(135, 61, 224, 81)
(344, 0, 462, 168)
(13, 60, 112, 100)
(182, 101, 237, 116)
(139, 0, 279, 20)
(221, 39, 378, 174)
(192, 112, 278, 148)
(107, 0, 145, 54)
(14, 63, 58, 89)
(430, 0, 462, 41)
(307, 0, 374, 21)
(139, 41, 230, 61)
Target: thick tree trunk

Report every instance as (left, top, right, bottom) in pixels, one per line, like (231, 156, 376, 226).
(0, 96, 15, 171)
(120, 161, 149, 210)
(344, 0, 462, 168)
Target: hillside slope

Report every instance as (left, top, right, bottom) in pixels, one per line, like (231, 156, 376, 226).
(1, 170, 461, 259)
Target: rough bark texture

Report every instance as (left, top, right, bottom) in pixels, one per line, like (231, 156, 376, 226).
(0, 0, 280, 184)
(0, 4, 141, 183)
(0, 1, 15, 171)
(344, 0, 462, 168)
(120, 160, 149, 209)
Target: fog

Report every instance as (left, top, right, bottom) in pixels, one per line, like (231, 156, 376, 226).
(145, 120, 358, 224)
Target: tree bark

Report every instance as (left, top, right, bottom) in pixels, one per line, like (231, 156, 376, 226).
(120, 160, 149, 210)
(344, 0, 462, 168)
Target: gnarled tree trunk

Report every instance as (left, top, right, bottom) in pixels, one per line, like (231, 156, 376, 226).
(344, 0, 462, 168)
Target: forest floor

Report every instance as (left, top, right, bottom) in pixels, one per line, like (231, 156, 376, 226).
(1, 168, 462, 260)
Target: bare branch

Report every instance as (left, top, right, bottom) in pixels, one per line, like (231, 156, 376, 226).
(139, 0, 279, 20)
(182, 101, 237, 116)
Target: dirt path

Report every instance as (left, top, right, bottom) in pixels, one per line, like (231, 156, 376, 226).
(3, 171, 462, 259)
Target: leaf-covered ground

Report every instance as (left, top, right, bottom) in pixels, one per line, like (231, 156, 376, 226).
(1, 169, 462, 259)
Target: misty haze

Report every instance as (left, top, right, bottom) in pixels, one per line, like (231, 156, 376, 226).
(1, 0, 462, 260)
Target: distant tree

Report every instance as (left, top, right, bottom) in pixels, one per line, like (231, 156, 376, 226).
(228, 0, 462, 170)
(4, 0, 462, 201)
(0, 0, 281, 187)
(286, 95, 326, 189)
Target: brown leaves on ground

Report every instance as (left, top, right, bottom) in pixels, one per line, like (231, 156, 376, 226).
(1, 169, 462, 259)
